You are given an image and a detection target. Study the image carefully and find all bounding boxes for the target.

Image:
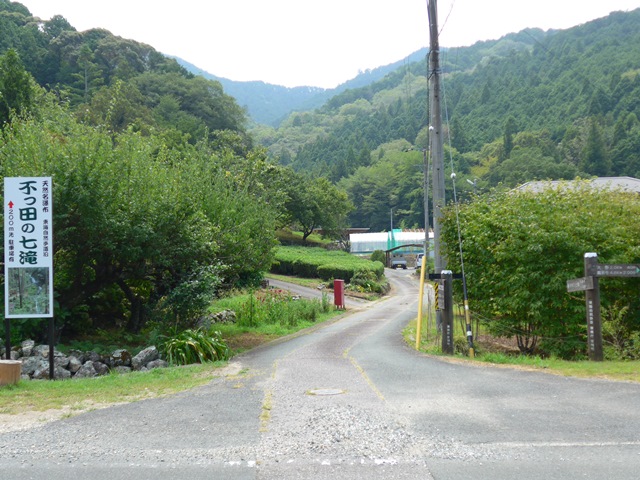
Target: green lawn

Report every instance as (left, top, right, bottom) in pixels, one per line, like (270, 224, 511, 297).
(405, 319, 640, 383)
(0, 362, 227, 415)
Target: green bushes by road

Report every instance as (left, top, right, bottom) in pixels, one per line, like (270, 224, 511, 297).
(271, 246, 384, 283)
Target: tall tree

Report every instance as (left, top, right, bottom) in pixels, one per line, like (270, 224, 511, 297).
(73, 44, 104, 102)
(0, 49, 34, 125)
(43, 15, 76, 40)
(451, 117, 468, 153)
(285, 174, 353, 241)
(502, 116, 518, 159)
(581, 118, 610, 176)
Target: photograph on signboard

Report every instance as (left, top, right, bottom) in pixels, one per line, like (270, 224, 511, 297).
(6, 267, 51, 316)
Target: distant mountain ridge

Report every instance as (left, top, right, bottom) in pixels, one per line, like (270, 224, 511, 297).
(174, 50, 428, 126)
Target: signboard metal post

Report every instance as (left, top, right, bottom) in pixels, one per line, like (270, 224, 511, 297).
(3, 177, 55, 377)
(4, 319, 9, 362)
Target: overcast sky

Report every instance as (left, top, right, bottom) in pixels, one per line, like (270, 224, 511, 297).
(17, 0, 640, 88)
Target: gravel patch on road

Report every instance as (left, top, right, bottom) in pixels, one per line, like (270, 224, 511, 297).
(256, 402, 502, 464)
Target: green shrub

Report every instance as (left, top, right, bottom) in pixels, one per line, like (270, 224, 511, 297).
(209, 288, 330, 333)
(321, 292, 331, 313)
(151, 265, 222, 330)
(350, 269, 384, 293)
(369, 261, 385, 279)
(602, 303, 640, 360)
(235, 289, 292, 327)
(317, 263, 355, 282)
(272, 246, 384, 286)
(160, 328, 229, 365)
(295, 300, 319, 323)
(236, 293, 261, 327)
(441, 186, 640, 360)
(370, 250, 386, 265)
(624, 332, 640, 360)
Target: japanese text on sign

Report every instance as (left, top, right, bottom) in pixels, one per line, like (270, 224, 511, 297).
(4, 177, 54, 318)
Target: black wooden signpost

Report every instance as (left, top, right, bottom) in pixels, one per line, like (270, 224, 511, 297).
(440, 271, 454, 354)
(428, 271, 463, 354)
(567, 253, 640, 361)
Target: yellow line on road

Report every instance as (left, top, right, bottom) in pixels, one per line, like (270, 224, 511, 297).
(344, 348, 385, 402)
(259, 390, 272, 432)
(259, 360, 278, 432)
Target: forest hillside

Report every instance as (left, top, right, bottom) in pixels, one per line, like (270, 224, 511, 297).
(0, 0, 325, 337)
(253, 8, 640, 230)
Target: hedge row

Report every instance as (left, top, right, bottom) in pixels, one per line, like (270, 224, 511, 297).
(271, 246, 384, 283)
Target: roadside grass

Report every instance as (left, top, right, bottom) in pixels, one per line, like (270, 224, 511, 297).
(0, 362, 227, 415)
(214, 311, 342, 355)
(266, 272, 326, 290)
(404, 319, 640, 383)
(210, 289, 343, 354)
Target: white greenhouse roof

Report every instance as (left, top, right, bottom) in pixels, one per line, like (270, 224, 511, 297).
(350, 230, 433, 254)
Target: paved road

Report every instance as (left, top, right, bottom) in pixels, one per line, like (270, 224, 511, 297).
(1, 269, 639, 479)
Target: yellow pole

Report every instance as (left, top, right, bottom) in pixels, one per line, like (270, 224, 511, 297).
(415, 254, 428, 350)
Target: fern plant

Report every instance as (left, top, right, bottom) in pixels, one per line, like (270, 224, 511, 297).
(160, 328, 229, 365)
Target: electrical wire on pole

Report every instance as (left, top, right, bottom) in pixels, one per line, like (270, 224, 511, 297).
(441, 45, 475, 358)
(447, 172, 475, 358)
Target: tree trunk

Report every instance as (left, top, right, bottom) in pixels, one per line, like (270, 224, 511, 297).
(116, 278, 145, 333)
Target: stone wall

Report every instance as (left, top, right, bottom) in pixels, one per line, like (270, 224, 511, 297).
(1, 340, 168, 380)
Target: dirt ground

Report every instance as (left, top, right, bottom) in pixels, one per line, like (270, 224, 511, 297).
(475, 334, 521, 354)
(225, 332, 277, 352)
(0, 402, 117, 434)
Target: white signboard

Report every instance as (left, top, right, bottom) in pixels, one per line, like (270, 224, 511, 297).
(4, 177, 54, 318)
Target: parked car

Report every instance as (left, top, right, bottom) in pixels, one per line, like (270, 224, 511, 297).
(391, 257, 407, 269)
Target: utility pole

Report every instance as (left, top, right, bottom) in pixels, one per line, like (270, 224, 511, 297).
(427, 1, 451, 338)
(428, 0, 445, 275)
(422, 149, 430, 256)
